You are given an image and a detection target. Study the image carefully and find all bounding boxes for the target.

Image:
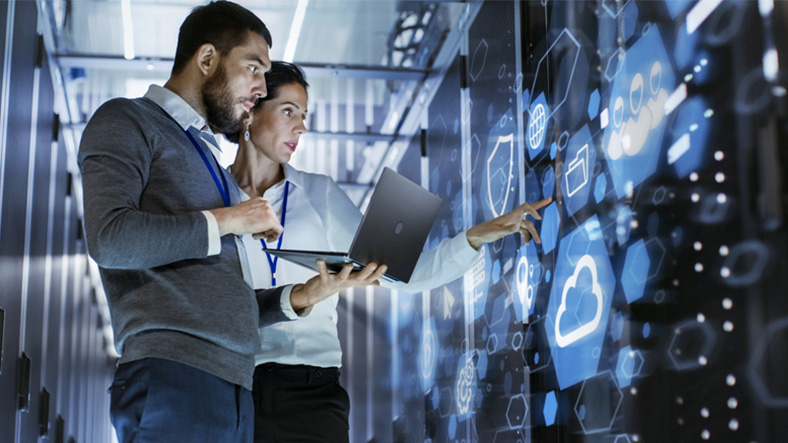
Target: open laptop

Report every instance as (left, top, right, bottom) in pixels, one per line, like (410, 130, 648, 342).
(265, 167, 442, 283)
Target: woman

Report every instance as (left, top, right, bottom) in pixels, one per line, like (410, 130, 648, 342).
(232, 61, 550, 442)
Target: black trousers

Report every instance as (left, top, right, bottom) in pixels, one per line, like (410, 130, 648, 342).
(252, 363, 350, 443)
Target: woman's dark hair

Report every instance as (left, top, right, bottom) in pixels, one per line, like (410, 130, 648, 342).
(254, 61, 310, 108)
(172, 1, 272, 75)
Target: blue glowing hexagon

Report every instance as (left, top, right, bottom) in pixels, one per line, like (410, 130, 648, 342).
(455, 353, 477, 418)
(748, 317, 788, 407)
(484, 109, 517, 219)
(615, 345, 645, 388)
(587, 89, 600, 120)
(550, 141, 557, 160)
(543, 391, 557, 426)
(542, 167, 555, 199)
(419, 318, 438, 392)
(529, 29, 581, 119)
(610, 311, 625, 342)
(602, 26, 676, 199)
(525, 169, 540, 205)
(665, 0, 693, 19)
(470, 39, 488, 82)
(668, 96, 712, 179)
(622, 239, 650, 303)
(643, 322, 651, 338)
(620, 1, 638, 42)
(527, 92, 550, 160)
(574, 371, 624, 434)
(666, 320, 717, 370)
(545, 216, 616, 389)
(615, 204, 633, 246)
(506, 394, 528, 429)
(513, 240, 543, 322)
(540, 202, 560, 254)
(594, 174, 607, 203)
(448, 414, 457, 438)
(560, 125, 596, 217)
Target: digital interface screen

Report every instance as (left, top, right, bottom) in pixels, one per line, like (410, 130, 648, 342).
(341, 1, 788, 441)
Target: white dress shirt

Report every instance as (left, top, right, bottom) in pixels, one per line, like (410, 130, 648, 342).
(241, 164, 479, 368)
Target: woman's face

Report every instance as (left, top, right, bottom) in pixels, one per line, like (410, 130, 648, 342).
(248, 82, 308, 164)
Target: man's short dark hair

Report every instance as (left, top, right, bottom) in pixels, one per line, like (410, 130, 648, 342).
(254, 61, 309, 107)
(172, 1, 272, 75)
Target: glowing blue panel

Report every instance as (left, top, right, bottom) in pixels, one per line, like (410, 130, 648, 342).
(540, 202, 560, 254)
(543, 391, 557, 426)
(560, 125, 596, 217)
(622, 239, 650, 303)
(513, 241, 543, 321)
(602, 26, 676, 199)
(546, 215, 616, 389)
(483, 109, 517, 219)
(594, 174, 607, 203)
(665, 0, 694, 19)
(587, 89, 600, 120)
(542, 167, 555, 199)
(668, 96, 712, 179)
(527, 92, 549, 159)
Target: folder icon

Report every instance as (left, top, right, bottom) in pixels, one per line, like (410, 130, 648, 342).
(565, 143, 589, 198)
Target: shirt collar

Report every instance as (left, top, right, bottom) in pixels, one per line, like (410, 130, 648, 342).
(144, 84, 207, 132)
(282, 163, 304, 190)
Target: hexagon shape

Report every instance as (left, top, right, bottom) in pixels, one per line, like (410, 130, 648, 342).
(574, 371, 623, 434)
(524, 317, 553, 372)
(615, 345, 645, 388)
(622, 239, 650, 303)
(470, 39, 489, 81)
(652, 185, 667, 205)
(747, 317, 788, 407)
(543, 391, 557, 426)
(506, 394, 528, 429)
(542, 167, 555, 199)
(644, 237, 667, 280)
(604, 48, 626, 82)
(438, 386, 454, 417)
(666, 320, 717, 370)
(594, 174, 607, 203)
(610, 311, 625, 342)
(587, 89, 601, 120)
(486, 334, 499, 354)
(512, 331, 524, 350)
(539, 202, 560, 254)
(529, 29, 581, 118)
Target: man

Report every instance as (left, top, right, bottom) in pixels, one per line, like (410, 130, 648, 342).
(78, 2, 384, 441)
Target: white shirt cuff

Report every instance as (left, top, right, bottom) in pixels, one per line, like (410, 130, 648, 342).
(280, 285, 312, 319)
(202, 210, 221, 256)
(455, 229, 483, 262)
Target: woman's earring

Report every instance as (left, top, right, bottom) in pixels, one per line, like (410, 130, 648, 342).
(244, 124, 251, 141)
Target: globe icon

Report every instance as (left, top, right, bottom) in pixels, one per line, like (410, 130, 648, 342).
(528, 103, 546, 150)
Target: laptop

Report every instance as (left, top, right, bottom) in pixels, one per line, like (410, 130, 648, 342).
(265, 167, 442, 283)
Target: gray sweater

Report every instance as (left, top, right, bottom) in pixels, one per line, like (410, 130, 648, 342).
(78, 96, 288, 390)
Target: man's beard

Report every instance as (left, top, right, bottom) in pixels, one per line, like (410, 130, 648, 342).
(202, 63, 245, 137)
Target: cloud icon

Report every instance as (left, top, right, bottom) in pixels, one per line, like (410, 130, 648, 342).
(555, 255, 604, 348)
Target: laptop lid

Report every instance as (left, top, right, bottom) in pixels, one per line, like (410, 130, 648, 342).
(265, 167, 442, 283)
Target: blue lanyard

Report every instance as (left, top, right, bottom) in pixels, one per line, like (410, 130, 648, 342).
(261, 181, 289, 286)
(185, 129, 231, 207)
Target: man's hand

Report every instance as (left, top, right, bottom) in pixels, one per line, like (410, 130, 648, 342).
(209, 197, 283, 242)
(289, 260, 388, 314)
(465, 197, 553, 249)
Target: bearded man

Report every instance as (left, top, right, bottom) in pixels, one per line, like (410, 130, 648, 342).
(78, 2, 384, 441)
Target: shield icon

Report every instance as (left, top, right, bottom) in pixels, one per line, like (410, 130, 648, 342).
(485, 133, 514, 217)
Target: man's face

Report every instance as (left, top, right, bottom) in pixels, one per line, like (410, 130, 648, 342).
(202, 31, 270, 135)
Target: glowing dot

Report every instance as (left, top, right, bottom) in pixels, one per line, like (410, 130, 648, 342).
(694, 241, 703, 251)
(722, 298, 733, 310)
(717, 193, 727, 203)
(692, 193, 700, 202)
(721, 267, 731, 278)
(729, 418, 739, 431)
(715, 172, 725, 183)
(630, 387, 638, 395)
(703, 109, 715, 118)
(723, 321, 734, 332)
(678, 418, 685, 425)
(701, 429, 710, 440)
(684, 73, 694, 82)
(699, 356, 708, 366)
(695, 263, 704, 272)
(633, 436, 641, 442)
(697, 313, 706, 323)
(700, 407, 710, 418)
(774, 86, 788, 96)
(714, 151, 724, 161)
(689, 123, 699, 132)
(694, 65, 702, 73)
(728, 396, 738, 408)
(726, 375, 736, 386)
(719, 245, 729, 256)
(676, 396, 684, 405)
(690, 172, 699, 182)
(673, 279, 680, 287)
(700, 58, 708, 66)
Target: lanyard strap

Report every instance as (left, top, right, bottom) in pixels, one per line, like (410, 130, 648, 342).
(185, 129, 231, 207)
(260, 181, 290, 286)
